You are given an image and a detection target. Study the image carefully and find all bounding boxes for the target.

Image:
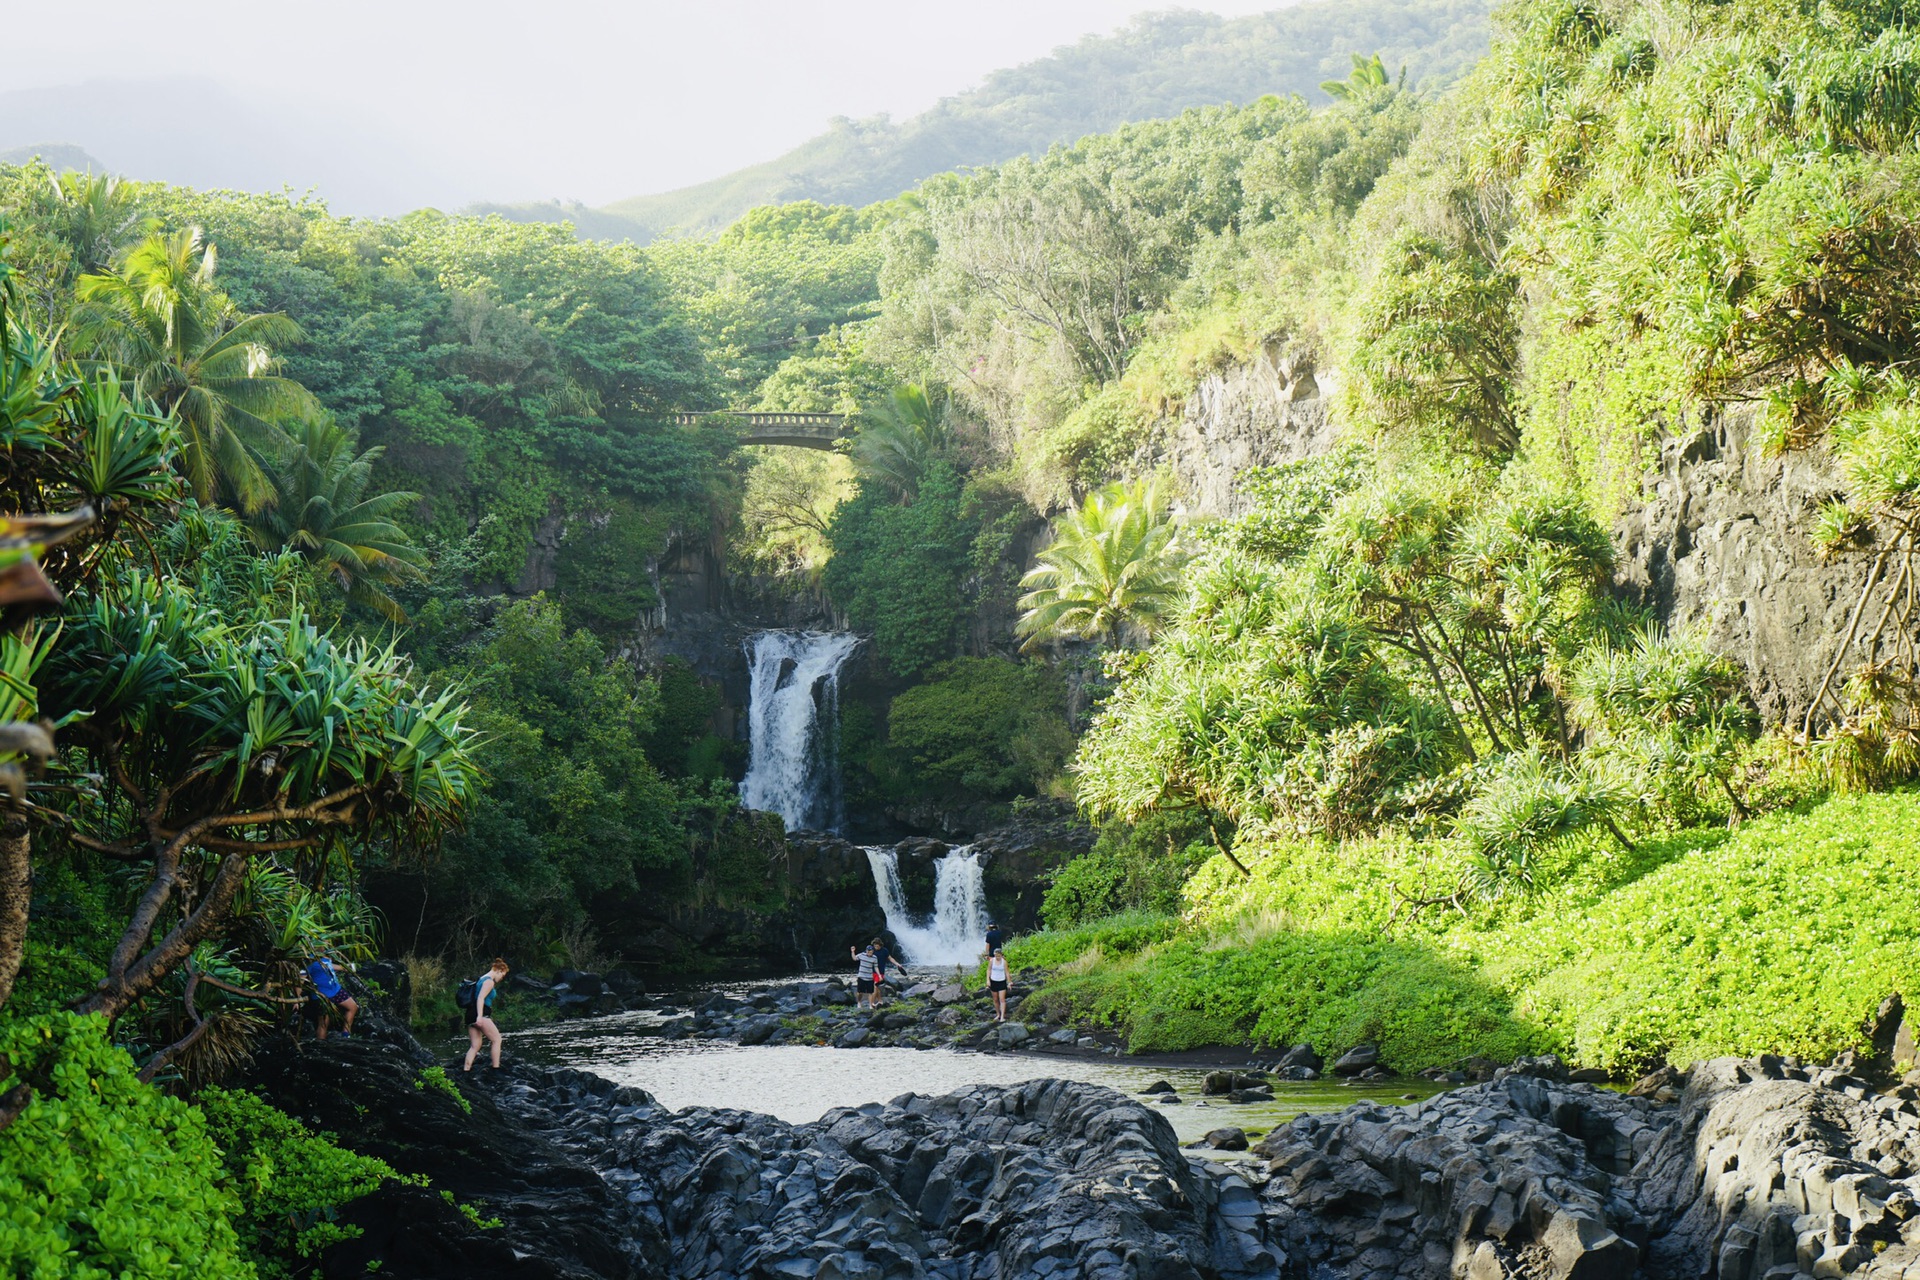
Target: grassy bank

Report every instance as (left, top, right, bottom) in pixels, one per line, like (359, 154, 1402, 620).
(1011, 790, 1920, 1074)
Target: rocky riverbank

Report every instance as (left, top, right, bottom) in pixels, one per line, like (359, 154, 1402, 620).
(248, 987, 1920, 1280)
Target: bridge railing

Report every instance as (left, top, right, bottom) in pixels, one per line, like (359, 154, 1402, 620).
(672, 410, 848, 432)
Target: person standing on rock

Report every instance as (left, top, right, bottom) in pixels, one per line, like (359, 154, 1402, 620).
(305, 953, 358, 1041)
(987, 949, 1010, 1022)
(852, 941, 881, 1010)
(872, 938, 900, 1007)
(985, 921, 1005, 957)
(463, 957, 510, 1072)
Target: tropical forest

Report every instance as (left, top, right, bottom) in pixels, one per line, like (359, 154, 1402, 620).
(6, 0, 1920, 1277)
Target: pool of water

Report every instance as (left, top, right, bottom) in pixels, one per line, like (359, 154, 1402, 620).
(489, 986, 1447, 1153)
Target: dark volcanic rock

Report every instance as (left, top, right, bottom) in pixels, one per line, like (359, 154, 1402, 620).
(1329, 1043, 1379, 1076)
(242, 1018, 658, 1279)
(1249, 1051, 1920, 1280)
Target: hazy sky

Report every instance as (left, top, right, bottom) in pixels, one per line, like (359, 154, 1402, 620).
(0, 1, 1290, 212)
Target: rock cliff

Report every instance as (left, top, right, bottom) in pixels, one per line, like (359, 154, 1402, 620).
(1614, 408, 1875, 728)
(1154, 340, 1340, 519)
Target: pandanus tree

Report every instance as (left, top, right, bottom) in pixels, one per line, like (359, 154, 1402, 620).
(39, 575, 478, 1045)
(1016, 475, 1188, 649)
(244, 418, 427, 620)
(74, 226, 320, 511)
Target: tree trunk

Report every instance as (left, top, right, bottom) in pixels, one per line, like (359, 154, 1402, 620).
(0, 815, 29, 1013)
(81, 851, 248, 1022)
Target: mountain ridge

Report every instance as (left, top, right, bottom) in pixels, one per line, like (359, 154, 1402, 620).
(472, 0, 1493, 242)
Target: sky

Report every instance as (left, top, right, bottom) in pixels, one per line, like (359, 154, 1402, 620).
(0, 1, 1290, 215)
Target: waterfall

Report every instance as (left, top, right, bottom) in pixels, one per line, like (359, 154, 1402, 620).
(863, 846, 990, 967)
(739, 630, 861, 832)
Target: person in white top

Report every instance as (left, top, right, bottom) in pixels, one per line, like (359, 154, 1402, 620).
(987, 948, 1009, 1022)
(851, 940, 881, 1010)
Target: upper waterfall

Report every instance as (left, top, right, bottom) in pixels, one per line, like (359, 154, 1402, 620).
(739, 630, 861, 832)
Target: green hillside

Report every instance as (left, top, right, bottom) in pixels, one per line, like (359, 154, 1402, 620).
(475, 0, 1493, 242)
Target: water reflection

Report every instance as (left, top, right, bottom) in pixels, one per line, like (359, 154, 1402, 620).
(501, 1008, 1444, 1151)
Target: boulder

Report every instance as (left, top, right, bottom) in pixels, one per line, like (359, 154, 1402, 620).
(879, 1012, 917, 1030)
(1330, 1043, 1379, 1076)
(738, 1015, 782, 1047)
(1278, 1066, 1319, 1081)
(1047, 1027, 1078, 1045)
(1202, 1070, 1236, 1095)
(1201, 1127, 1249, 1152)
(935, 1007, 968, 1028)
(837, 1026, 870, 1048)
(1227, 1088, 1274, 1104)
(1276, 1043, 1322, 1072)
(901, 982, 938, 999)
(996, 1022, 1030, 1047)
(1140, 1080, 1176, 1095)
(930, 984, 967, 1005)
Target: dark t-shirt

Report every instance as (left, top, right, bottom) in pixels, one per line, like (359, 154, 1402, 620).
(985, 929, 1005, 954)
(874, 947, 895, 978)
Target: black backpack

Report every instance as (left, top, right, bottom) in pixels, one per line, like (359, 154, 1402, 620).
(455, 977, 479, 1011)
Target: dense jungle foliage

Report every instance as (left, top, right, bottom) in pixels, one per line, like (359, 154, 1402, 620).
(12, 0, 1920, 1269)
(959, 0, 1920, 1076)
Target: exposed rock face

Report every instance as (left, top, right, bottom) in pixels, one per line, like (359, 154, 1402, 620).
(1157, 341, 1340, 519)
(1614, 407, 1876, 728)
(1253, 1053, 1920, 1280)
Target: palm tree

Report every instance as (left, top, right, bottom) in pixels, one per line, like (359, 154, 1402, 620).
(74, 227, 319, 511)
(37, 171, 150, 279)
(1016, 476, 1188, 649)
(849, 384, 947, 500)
(244, 418, 427, 620)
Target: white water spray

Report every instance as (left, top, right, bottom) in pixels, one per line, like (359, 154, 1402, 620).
(739, 631, 861, 831)
(864, 846, 990, 967)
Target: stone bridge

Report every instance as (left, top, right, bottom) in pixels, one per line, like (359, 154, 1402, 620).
(672, 411, 850, 449)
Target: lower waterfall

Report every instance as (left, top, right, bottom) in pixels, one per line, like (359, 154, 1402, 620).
(863, 846, 991, 968)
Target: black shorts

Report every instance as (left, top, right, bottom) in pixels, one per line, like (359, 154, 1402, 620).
(989, 979, 1008, 993)
(856, 977, 876, 993)
(304, 994, 346, 1020)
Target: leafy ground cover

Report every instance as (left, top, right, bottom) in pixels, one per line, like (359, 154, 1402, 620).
(1013, 790, 1920, 1074)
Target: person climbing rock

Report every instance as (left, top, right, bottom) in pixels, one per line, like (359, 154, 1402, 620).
(305, 953, 358, 1041)
(851, 941, 880, 1010)
(987, 948, 1010, 1022)
(462, 957, 510, 1072)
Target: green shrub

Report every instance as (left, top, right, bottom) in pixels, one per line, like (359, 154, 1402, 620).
(1003, 911, 1180, 971)
(197, 1087, 402, 1277)
(1041, 813, 1214, 926)
(886, 657, 1071, 800)
(413, 1067, 469, 1115)
(0, 1012, 252, 1279)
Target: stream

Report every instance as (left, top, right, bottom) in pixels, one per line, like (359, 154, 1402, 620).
(491, 973, 1445, 1155)
(514, 630, 1441, 1154)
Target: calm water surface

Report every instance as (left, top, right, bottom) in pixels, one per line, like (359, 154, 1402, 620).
(493, 974, 1445, 1151)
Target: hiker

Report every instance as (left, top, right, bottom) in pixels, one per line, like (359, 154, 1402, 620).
(462, 957, 510, 1072)
(305, 953, 358, 1041)
(987, 948, 1010, 1022)
(851, 940, 880, 1010)
(984, 919, 1006, 958)
(872, 937, 899, 1007)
